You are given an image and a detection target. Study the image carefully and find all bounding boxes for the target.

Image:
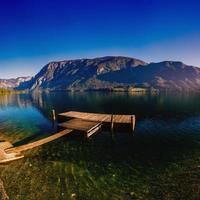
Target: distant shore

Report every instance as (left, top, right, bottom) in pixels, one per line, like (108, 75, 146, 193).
(2, 87, 200, 94)
(0, 88, 27, 95)
(23, 87, 160, 94)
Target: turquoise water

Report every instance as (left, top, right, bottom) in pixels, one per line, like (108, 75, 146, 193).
(1, 92, 200, 200)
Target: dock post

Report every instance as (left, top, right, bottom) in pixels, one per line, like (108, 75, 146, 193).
(52, 109, 56, 121)
(131, 115, 135, 135)
(110, 115, 115, 141)
(52, 109, 57, 129)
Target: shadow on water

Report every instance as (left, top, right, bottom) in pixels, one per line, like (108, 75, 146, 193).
(13, 132, 48, 147)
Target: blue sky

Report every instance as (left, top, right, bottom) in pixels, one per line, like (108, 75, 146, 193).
(1, 0, 200, 78)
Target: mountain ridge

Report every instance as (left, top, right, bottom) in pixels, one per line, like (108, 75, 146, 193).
(0, 77, 31, 89)
(14, 56, 200, 91)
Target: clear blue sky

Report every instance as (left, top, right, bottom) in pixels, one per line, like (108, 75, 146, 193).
(1, 0, 200, 78)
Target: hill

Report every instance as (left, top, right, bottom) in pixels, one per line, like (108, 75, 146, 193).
(17, 56, 200, 91)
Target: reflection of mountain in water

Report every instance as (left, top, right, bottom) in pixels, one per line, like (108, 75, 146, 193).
(1, 92, 200, 122)
(0, 94, 33, 108)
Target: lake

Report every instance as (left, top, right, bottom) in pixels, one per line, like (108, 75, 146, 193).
(1, 91, 200, 200)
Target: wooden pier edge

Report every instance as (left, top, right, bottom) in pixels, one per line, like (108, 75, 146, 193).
(6, 129, 72, 154)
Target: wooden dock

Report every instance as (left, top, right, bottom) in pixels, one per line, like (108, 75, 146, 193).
(0, 111, 136, 164)
(58, 111, 136, 134)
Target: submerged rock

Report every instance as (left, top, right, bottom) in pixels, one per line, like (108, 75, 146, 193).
(0, 179, 9, 200)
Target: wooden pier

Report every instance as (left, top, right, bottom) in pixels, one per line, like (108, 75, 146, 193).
(0, 111, 136, 164)
(58, 111, 136, 136)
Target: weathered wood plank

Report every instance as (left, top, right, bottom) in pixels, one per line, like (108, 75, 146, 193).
(59, 111, 135, 124)
(0, 141, 24, 164)
(59, 119, 102, 134)
(87, 125, 102, 138)
(6, 129, 72, 154)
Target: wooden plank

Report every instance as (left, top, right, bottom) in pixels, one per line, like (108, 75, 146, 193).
(59, 111, 135, 124)
(59, 119, 102, 133)
(6, 129, 72, 154)
(87, 122, 102, 134)
(0, 141, 13, 150)
(0, 155, 24, 164)
(87, 125, 102, 138)
(0, 141, 24, 164)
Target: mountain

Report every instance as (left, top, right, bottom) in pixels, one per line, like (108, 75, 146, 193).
(17, 56, 200, 91)
(99, 61, 200, 91)
(18, 56, 146, 90)
(0, 77, 31, 88)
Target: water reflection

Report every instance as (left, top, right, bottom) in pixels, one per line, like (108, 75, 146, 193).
(1, 92, 200, 200)
(32, 91, 200, 120)
(1, 92, 200, 137)
(0, 94, 32, 108)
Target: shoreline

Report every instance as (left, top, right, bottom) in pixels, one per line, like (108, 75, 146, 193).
(0, 179, 9, 200)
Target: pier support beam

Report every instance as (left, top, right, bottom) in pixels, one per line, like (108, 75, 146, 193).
(131, 115, 135, 135)
(52, 109, 56, 121)
(52, 109, 57, 129)
(110, 115, 115, 141)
